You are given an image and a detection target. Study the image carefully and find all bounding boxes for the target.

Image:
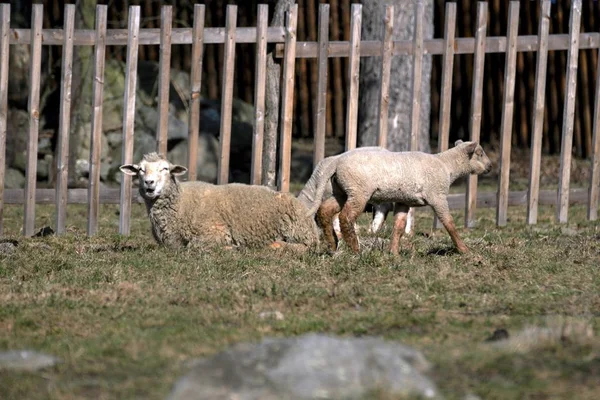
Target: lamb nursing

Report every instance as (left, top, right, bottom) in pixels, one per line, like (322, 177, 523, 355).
(120, 153, 319, 251)
(306, 140, 493, 254)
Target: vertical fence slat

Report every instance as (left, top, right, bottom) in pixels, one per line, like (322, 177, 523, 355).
(55, 4, 75, 235)
(87, 5, 107, 236)
(313, 3, 329, 165)
(0, 4, 9, 235)
(217, 5, 237, 185)
(496, 1, 520, 227)
(187, 4, 205, 182)
(433, 1, 456, 230)
(527, 0, 551, 225)
(156, 5, 172, 156)
(377, 4, 394, 149)
(251, 4, 268, 185)
(23, 4, 43, 237)
(344, 4, 361, 151)
(557, 0, 582, 224)
(589, 23, 600, 220)
(409, 0, 424, 151)
(465, 1, 487, 229)
(119, 6, 140, 235)
(277, 4, 298, 192)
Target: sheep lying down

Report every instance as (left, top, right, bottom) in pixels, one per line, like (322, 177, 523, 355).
(120, 153, 319, 251)
(307, 140, 493, 254)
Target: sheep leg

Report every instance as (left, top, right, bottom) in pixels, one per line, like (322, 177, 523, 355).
(389, 204, 410, 254)
(430, 200, 468, 253)
(316, 197, 342, 252)
(339, 196, 368, 254)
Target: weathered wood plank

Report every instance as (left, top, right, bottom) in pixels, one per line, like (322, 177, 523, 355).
(527, 0, 551, 225)
(119, 6, 140, 235)
(465, 1, 487, 229)
(344, 4, 362, 151)
(409, 1, 424, 151)
(433, 1, 456, 230)
(4, 188, 590, 210)
(23, 4, 43, 237)
(156, 5, 172, 156)
(589, 21, 600, 220)
(277, 4, 298, 192)
(557, 0, 582, 223)
(87, 5, 107, 236)
(187, 4, 205, 182)
(55, 4, 75, 235)
(313, 3, 329, 165)
(217, 5, 237, 185)
(496, 1, 520, 227)
(251, 4, 268, 185)
(0, 4, 10, 235)
(377, 5, 394, 148)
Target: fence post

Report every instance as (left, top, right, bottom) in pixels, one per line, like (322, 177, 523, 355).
(187, 4, 205, 182)
(527, 0, 551, 225)
(23, 4, 43, 237)
(87, 5, 108, 236)
(344, 4, 362, 151)
(313, 3, 330, 166)
(156, 5, 172, 156)
(0, 4, 10, 235)
(589, 19, 600, 221)
(217, 5, 237, 185)
(496, 1, 520, 227)
(251, 4, 268, 185)
(557, 0, 581, 224)
(377, 5, 394, 149)
(119, 6, 140, 235)
(465, 2, 487, 229)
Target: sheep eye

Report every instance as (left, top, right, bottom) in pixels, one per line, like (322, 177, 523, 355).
(162, 167, 169, 172)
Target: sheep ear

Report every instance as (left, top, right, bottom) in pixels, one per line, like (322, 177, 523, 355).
(170, 165, 188, 176)
(120, 164, 140, 176)
(454, 139, 464, 147)
(465, 142, 478, 154)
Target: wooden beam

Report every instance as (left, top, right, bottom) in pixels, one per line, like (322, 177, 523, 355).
(0, 4, 9, 235)
(156, 5, 172, 156)
(313, 3, 329, 165)
(251, 4, 268, 185)
(344, 4, 362, 151)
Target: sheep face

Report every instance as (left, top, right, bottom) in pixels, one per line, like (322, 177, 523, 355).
(456, 140, 493, 175)
(120, 155, 187, 200)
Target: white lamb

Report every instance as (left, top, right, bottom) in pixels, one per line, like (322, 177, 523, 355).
(120, 153, 319, 251)
(306, 140, 493, 254)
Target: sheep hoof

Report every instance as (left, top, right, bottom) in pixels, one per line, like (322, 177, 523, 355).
(457, 246, 469, 254)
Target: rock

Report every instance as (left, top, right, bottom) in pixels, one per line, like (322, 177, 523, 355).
(76, 159, 90, 179)
(4, 168, 25, 189)
(167, 136, 219, 183)
(169, 334, 438, 400)
(36, 157, 50, 180)
(485, 328, 510, 342)
(0, 350, 60, 371)
(258, 311, 285, 321)
(0, 240, 17, 255)
(6, 109, 29, 171)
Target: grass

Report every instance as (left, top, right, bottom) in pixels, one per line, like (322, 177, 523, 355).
(0, 200, 599, 399)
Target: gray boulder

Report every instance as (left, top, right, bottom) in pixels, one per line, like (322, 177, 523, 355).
(169, 334, 438, 400)
(4, 168, 25, 189)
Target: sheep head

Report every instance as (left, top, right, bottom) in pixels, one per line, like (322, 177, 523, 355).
(120, 152, 187, 200)
(455, 140, 492, 175)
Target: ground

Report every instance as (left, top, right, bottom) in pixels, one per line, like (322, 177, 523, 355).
(0, 199, 599, 399)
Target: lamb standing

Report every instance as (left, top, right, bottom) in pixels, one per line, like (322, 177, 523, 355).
(120, 153, 319, 251)
(307, 140, 492, 254)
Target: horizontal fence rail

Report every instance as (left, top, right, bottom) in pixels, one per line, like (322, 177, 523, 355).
(0, 0, 597, 238)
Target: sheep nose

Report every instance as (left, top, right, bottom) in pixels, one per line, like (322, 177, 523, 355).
(145, 179, 155, 186)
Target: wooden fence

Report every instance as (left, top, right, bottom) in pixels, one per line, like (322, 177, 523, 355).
(0, 0, 598, 238)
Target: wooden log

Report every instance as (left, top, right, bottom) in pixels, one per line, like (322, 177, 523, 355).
(23, 4, 43, 237)
(433, 1, 456, 230)
(187, 4, 205, 182)
(557, 0, 582, 223)
(251, 4, 268, 185)
(55, 4, 76, 235)
(217, 5, 237, 185)
(344, 4, 361, 151)
(313, 4, 329, 165)
(588, 13, 600, 220)
(377, 5, 394, 149)
(527, 0, 551, 225)
(409, 1, 425, 151)
(465, 2, 487, 229)
(0, 4, 9, 235)
(87, 5, 107, 236)
(277, 4, 298, 192)
(119, 6, 140, 235)
(329, 0, 345, 138)
(156, 5, 172, 156)
(496, 1, 520, 227)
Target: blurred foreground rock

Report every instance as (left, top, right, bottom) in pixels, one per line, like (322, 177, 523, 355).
(0, 350, 60, 371)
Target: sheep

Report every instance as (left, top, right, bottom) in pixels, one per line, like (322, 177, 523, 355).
(297, 147, 411, 237)
(119, 152, 319, 251)
(306, 140, 493, 254)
